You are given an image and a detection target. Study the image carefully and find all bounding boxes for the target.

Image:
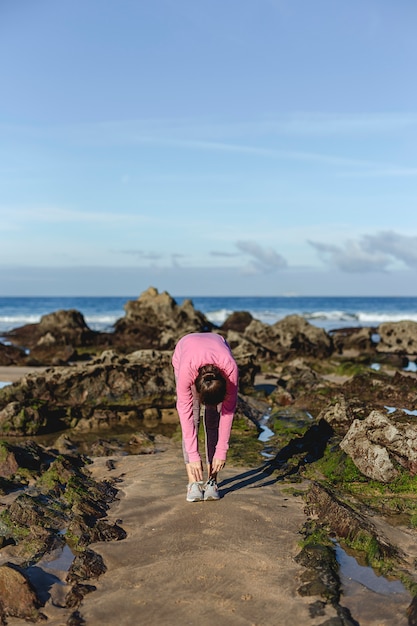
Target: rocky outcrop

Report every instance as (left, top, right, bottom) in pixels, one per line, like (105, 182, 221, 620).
(330, 326, 376, 355)
(5, 309, 99, 350)
(316, 369, 417, 481)
(0, 347, 259, 437)
(306, 482, 402, 560)
(221, 311, 253, 333)
(340, 409, 417, 481)
(0, 450, 124, 563)
(243, 314, 333, 361)
(0, 350, 177, 436)
(0, 443, 127, 623)
(0, 563, 44, 623)
(339, 370, 417, 415)
(3, 309, 106, 365)
(279, 358, 321, 395)
(2, 288, 216, 363)
(1, 290, 334, 369)
(377, 320, 417, 355)
(0, 440, 50, 481)
(113, 287, 214, 351)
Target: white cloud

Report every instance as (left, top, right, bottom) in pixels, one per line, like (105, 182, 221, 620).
(309, 230, 417, 272)
(362, 231, 417, 268)
(236, 240, 288, 274)
(309, 239, 390, 272)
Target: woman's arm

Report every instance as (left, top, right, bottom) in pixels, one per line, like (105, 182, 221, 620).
(175, 369, 201, 463)
(213, 360, 239, 461)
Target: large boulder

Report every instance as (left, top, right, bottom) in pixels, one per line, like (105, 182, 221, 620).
(0, 564, 43, 622)
(5, 309, 98, 350)
(0, 350, 177, 436)
(221, 311, 253, 333)
(330, 326, 376, 355)
(4, 309, 106, 364)
(224, 329, 271, 364)
(377, 320, 417, 355)
(113, 287, 214, 351)
(243, 315, 333, 361)
(340, 409, 417, 481)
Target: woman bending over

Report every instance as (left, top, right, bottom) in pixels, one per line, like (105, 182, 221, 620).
(172, 332, 239, 502)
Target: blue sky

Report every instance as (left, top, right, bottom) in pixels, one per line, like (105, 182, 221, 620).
(1, 0, 416, 296)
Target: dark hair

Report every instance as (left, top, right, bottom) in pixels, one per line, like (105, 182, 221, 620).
(195, 364, 226, 406)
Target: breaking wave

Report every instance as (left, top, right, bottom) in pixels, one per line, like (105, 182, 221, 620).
(1, 295, 417, 333)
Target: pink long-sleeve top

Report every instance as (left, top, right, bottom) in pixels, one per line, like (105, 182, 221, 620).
(172, 333, 239, 463)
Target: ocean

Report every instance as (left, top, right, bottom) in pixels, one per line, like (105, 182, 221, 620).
(1, 295, 417, 335)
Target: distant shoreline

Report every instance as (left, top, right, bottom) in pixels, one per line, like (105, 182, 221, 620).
(0, 366, 48, 383)
(1, 294, 417, 335)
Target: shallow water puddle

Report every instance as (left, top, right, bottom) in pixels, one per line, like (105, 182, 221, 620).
(334, 542, 405, 595)
(385, 406, 417, 416)
(26, 543, 76, 606)
(334, 542, 412, 625)
(258, 413, 276, 458)
(40, 543, 75, 573)
(0, 381, 10, 388)
(258, 419, 275, 443)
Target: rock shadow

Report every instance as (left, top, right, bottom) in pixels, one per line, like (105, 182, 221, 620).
(26, 565, 63, 605)
(220, 419, 333, 494)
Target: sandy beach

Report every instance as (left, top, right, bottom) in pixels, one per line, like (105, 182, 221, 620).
(0, 366, 48, 383)
(3, 443, 412, 626)
(85, 450, 326, 626)
(12, 444, 338, 626)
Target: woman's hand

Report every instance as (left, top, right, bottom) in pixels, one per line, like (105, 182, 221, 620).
(211, 458, 225, 475)
(187, 461, 204, 482)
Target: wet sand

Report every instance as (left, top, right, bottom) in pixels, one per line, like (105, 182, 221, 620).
(16, 445, 337, 626)
(82, 449, 341, 625)
(6, 444, 414, 625)
(0, 366, 48, 383)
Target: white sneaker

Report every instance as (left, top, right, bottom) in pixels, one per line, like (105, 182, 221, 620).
(204, 478, 220, 501)
(186, 482, 204, 502)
